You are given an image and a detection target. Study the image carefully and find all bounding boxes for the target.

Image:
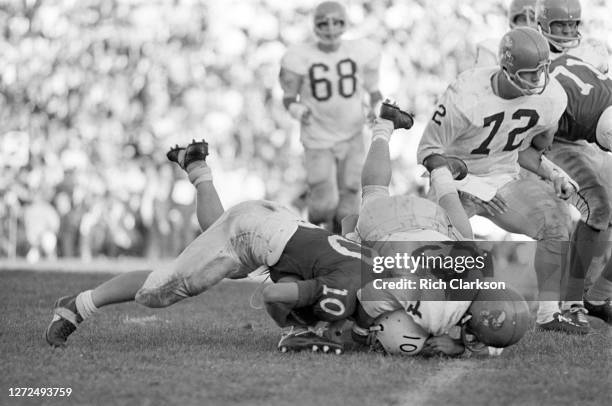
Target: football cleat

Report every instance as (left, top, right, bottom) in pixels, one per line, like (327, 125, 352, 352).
(561, 304, 590, 328)
(584, 298, 612, 325)
(379, 100, 414, 130)
(277, 326, 344, 354)
(536, 312, 589, 335)
(45, 295, 82, 347)
(166, 139, 209, 169)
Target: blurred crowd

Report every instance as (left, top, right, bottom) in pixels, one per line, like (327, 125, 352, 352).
(1, 0, 610, 260)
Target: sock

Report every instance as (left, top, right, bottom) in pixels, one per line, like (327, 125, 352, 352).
(187, 163, 212, 187)
(585, 275, 612, 304)
(75, 290, 98, 321)
(536, 301, 559, 324)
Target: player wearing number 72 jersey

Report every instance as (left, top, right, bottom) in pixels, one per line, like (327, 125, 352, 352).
(280, 1, 382, 231)
(417, 27, 583, 333)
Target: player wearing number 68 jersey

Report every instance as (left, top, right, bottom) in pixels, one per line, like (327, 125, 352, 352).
(417, 27, 585, 334)
(280, 1, 382, 232)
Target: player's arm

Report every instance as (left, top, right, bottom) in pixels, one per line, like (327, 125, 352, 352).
(417, 92, 473, 239)
(279, 50, 311, 125)
(518, 146, 578, 199)
(361, 40, 383, 118)
(417, 87, 466, 170)
(279, 67, 310, 124)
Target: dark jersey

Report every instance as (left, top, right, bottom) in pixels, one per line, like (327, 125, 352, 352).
(270, 225, 364, 282)
(550, 54, 612, 149)
(269, 225, 367, 321)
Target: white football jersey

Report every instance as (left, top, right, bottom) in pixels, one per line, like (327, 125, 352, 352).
(358, 278, 471, 337)
(474, 37, 499, 68)
(417, 67, 567, 188)
(567, 38, 609, 74)
(281, 38, 381, 148)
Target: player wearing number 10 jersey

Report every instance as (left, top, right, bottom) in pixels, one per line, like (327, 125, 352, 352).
(417, 27, 584, 333)
(280, 1, 382, 232)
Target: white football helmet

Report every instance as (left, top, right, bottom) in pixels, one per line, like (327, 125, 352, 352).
(313, 1, 347, 47)
(369, 310, 429, 356)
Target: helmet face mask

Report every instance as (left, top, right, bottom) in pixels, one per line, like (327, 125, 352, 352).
(313, 1, 347, 47)
(536, 0, 582, 50)
(503, 60, 550, 95)
(499, 27, 551, 96)
(369, 310, 429, 356)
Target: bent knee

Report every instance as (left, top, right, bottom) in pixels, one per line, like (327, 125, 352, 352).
(540, 205, 572, 240)
(135, 286, 185, 308)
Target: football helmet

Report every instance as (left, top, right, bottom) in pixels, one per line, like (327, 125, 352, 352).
(461, 285, 530, 348)
(499, 27, 551, 95)
(313, 1, 347, 47)
(369, 310, 429, 356)
(536, 0, 582, 50)
(508, 0, 537, 28)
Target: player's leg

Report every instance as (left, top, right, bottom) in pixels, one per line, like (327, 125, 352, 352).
(46, 204, 244, 347)
(335, 133, 365, 232)
(45, 270, 152, 347)
(584, 256, 612, 324)
(304, 147, 339, 228)
(167, 139, 224, 231)
(546, 142, 612, 317)
(472, 178, 587, 333)
(361, 120, 392, 188)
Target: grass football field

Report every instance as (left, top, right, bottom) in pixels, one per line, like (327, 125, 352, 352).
(1, 267, 611, 406)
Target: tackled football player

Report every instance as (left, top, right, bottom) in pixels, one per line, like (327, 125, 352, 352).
(534, 0, 612, 325)
(45, 140, 367, 353)
(417, 27, 585, 334)
(345, 106, 530, 357)
(279, 1, 382, 232)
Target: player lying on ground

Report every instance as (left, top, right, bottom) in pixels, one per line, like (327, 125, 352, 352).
(343, 112, 530, 356)
(46, 139, 373, 353)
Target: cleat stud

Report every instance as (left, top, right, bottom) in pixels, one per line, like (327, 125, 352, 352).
(280, 346, 287, 353)
(335, 349, 342, 355)
(312, 345, 319, 352)
(323, 345, 330, 353)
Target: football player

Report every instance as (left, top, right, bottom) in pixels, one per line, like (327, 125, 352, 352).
(279, 1, 382, 232)
(535, 0, 612, 324)
(45, 140, 367, 352)
(417, 27, 588, 334)
(474, 0, 538, 68)
(348, 110, 530, 356)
